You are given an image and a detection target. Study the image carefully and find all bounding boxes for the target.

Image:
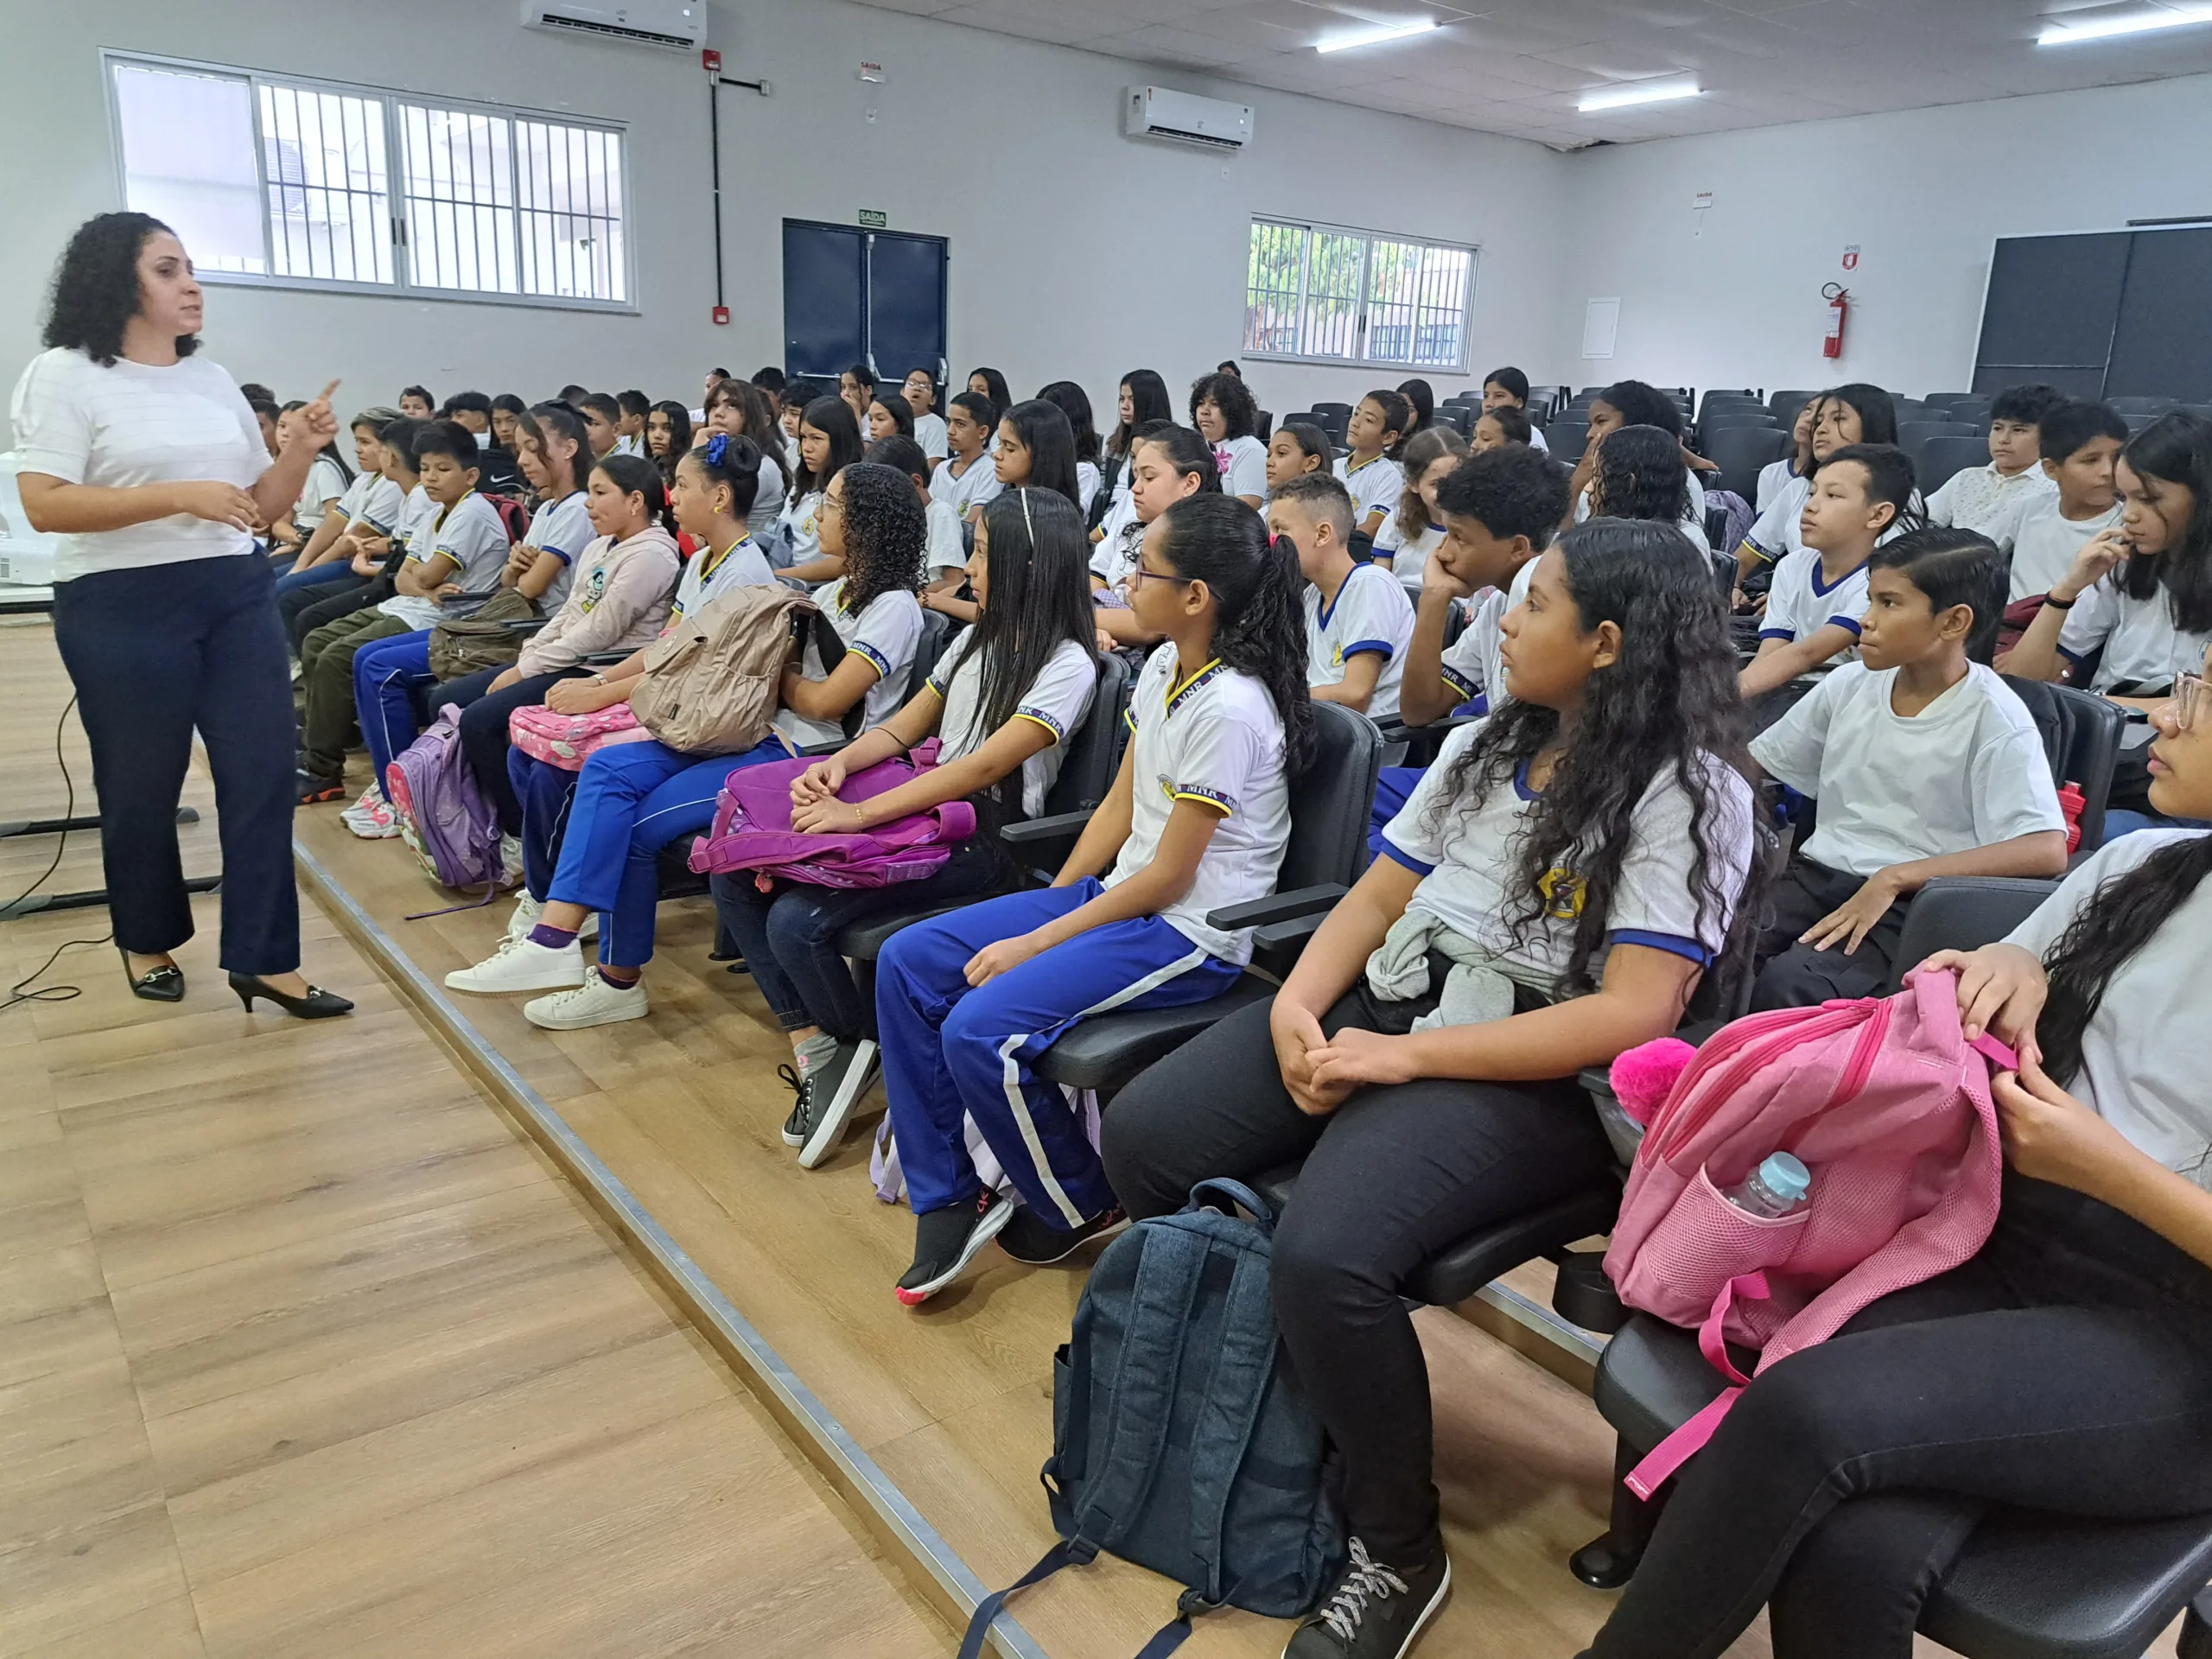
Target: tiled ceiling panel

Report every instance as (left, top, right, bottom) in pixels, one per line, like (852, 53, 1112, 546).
(836, 0, 2212, 144)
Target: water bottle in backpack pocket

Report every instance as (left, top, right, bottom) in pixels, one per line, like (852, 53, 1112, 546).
(957, 1179, 1344, 1659)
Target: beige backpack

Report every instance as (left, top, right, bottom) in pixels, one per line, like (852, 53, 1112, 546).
(628, 584, 815, 756)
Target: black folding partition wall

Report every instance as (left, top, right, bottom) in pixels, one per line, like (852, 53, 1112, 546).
(1973, 225, 2212, 400)
(780, 220, 950, 385)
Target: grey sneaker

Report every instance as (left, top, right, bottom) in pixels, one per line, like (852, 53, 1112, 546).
(1284, 1539, 1450, 1659)
(798, 1039, 877, 1170)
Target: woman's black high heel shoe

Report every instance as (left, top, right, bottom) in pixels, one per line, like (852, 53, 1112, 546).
(120, 949, 185, 1002)
(228, 973, 353, 1019)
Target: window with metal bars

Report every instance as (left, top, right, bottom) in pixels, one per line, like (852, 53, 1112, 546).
(104, 52, 631, 310)
(1243, 218, 1475, 371)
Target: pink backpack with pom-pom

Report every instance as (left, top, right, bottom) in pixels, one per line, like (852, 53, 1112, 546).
(1601, 968, 2011, 1497)
(686, 739, 976, 890)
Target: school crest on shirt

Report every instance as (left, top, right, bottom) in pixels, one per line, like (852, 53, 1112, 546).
(1537, 866, 1586, 919)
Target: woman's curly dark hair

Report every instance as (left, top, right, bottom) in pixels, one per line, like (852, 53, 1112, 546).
(44, 213, 198, 367)
(1591, 424, 1691, 527)
(833, 461, 927, 619)
(2037, 834, 2212, 1095)
(1430, 518, 1763, 994)
(1189, 372, 1260, 442)
(1151, 494, 1316, 776)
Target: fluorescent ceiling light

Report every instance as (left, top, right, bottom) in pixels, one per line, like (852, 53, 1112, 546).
(1315, 19, 1437, 53)
(2037, 6, 2212, 44)
(1579, 79, 1702, 112)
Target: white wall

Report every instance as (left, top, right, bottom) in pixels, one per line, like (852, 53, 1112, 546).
(1550, 73, 2212, 400)
(0, 0, 1569, 432)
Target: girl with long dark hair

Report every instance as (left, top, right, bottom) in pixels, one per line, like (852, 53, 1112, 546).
(702, 377, 786, 538)
(1103, 518, 1761, 1659)
(1035, 380, 1103, 513)
(880, 493, 1313, 1305)
(14, 212, 352, 1015)
(775, 394, 863, 582)
(645, 398, 693, 490)
(995, 397, 1083, 512)
(715, 487, 1103, 1167)
(1578, 667, 2212, 1659)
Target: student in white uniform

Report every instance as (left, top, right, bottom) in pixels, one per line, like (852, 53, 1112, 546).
(1471, 404, 1532, 454)
(2004, 400, 2127, 609)
(1734, 383, 1900, 588)
(715, 488, 1103, 1167)
(1581, 423, 1710, 562)
(878, 493, 1311, 1304)
(702, 378, 787, 540)
(996, 397, 1084, 516)
(449, 461, 929, 1027)
(1190, 370, 1268, 507)
(865, 391, 915, 448)
(1756, 401, 1817, 513)
(898, 368, 948, 462)
(1335, 390, 1414, 537)
(612, 391, 652, 459)
(1568, 380, 1709, 546)
(276, 416, 353, 553)
(1743, 442, 1919, 702)
(1273, 473, 1414, 721)
(1925, 383, 2064, 551)
(930, 390, 1003, 522)
(1092, 424, 1213, 651)
(1265, 420, 1334, 501)
(868, 435, 969, 613)
(1037, 380, 1104, 516)
(1103, 519, 1758, 1659)
(1372, 426, 1468, 599)
(1750, 528, 2069, 1007)
(1480, 365, 1549, 454)
(773, 394, 864, 583)
(276, 408, 404, 595)
(2007, 411, 2212, 815)
(1102, 369, 1173, 513)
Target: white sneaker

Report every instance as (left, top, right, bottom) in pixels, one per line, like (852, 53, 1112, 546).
(503, 892, 545, 943)
(339, 784, 384, 827)
(344, 796, 400, 839)
(524, 968, 648, 1030)
(445, 935, 585, 995)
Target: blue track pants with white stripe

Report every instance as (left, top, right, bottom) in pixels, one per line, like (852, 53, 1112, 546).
(876, 881, 1241, 1227)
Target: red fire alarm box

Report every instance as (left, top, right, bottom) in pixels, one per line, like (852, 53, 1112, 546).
(702, 48, 721, 73)
(711, 305, 729, 326)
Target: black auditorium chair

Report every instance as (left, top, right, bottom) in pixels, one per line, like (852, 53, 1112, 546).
(2108, 397, 2176, 416)
(1023, 701, 1382, 1096)
(835, 650, 1133, 1032)
(1548, 419, 1591, 467)
(1702, 427, 1789, 503)
(1917, 435, 1993, 493)
(1768, 390, 1818, 425)
(1563, 874, 2212, 1659)
(1898, 420, 1978, 458)
(2001, 676, 2126, 856)
(1919, 391, 1978, 413)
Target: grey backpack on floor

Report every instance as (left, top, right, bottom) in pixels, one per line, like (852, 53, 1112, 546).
(957, 1180, 1345, 1658)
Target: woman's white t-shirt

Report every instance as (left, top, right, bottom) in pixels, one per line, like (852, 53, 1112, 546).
(1077, 460, 1103, 517)
(773, 578, 924, 749)
(293, 453, 349, 532)
(926, 635, 1098, 819)
(1337, 453, 1405, 527)
(2006, 830, 2212, 1185)
(912, 410, 949, 462)
(669, 533, 773, 620)
(9, 348, 266, 580)
(777, 488, 823, 569)
(1217, 435, 1268, 502)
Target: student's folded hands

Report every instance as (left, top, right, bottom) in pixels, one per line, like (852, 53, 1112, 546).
(1799, 870, 1904, 954)
(1304, 1024, 1421, 1095)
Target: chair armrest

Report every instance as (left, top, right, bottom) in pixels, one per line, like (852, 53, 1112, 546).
(499, 617, 553, 634)
(798, 739, 843, 758)
(1002, 808, 1096, 846)
(575, 650, 632, 667)
(1206, 883, 1348, 931)
(1252, 912, 1326, 956)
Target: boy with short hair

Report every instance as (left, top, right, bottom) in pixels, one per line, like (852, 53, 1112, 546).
(2002, 400, 2128, 628)
(613, 390, 651, 457)
(577, 392, 621, 460)
(902, 367, 948, 462)
(1924, 381, 2063, 549)
(296, 422, 508, 801)
(931, 391, 1002, 521)
(1271, 473, 1414, 720)
(442, 390, 523, 494)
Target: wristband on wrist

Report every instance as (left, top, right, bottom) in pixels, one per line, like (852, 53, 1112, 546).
(2044, 594, 2077, 611)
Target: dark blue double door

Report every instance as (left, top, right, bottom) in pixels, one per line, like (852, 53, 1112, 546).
(782, 220, 948, 385)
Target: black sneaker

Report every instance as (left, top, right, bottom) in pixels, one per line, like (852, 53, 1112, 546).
(798, 1039, 877, 1170)
(1285, 1539, 1451, 1659)
(895, 1190, 1012, 1306)
(996, 1203, 1127, 1265)
(296, 769, 346, 804)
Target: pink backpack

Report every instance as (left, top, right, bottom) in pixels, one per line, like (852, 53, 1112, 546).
(1602, 968, 2010, 1497)
(508, 701, 655, 770)
(687, 739, 977, 890)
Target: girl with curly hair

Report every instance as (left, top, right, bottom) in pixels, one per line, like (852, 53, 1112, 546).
(880, 493, 1312, 1306)
(1103, 518, 1761, 1659)
(11, 211, 353, 1016)
(1190, 369, 1268, 506)
(448, 459, 926, 1031)
(1580, 665, 2212, 1659)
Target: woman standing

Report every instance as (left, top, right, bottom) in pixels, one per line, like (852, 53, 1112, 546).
(10, 212, 351, 1017)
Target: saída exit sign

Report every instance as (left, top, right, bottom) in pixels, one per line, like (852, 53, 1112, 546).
(858, 208, 888, 229)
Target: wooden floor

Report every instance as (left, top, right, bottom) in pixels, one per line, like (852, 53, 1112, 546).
(0, 621, 950, 1658)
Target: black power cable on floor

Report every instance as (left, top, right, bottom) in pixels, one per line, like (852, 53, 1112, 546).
(1, 694, 111, 1014)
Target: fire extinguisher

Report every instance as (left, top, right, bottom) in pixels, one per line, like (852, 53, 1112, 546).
(1822, 283, 1849, 359)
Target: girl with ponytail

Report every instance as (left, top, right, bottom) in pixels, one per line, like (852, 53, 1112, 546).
(878, 491, 1311, 1306)
(1573, 666, 2212, 1659)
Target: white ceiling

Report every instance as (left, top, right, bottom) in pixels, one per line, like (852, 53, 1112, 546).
(842, 0, 2212, 146)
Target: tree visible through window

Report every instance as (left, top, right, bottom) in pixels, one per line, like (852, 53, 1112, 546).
(106, 53, 630, 308)
(1244, 219, 1474, 370)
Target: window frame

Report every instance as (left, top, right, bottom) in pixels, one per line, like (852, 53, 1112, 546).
(100, 49, 638, 315)
(1243, 215, 1478, 373)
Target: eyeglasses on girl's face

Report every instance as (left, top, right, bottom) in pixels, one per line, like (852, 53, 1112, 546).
(1126, 562, 1192, 588)
(2171, 670, 2208, 733)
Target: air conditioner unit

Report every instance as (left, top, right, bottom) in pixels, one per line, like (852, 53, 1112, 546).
(521, 0, 705, 54)
(1124, 86, 1252, 152)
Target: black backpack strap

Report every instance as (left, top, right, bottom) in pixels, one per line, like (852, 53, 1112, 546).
(955, 1541, 1082, 1659)
(1180, 1243, 1279, 1569)
(1071, 1225, 1209, 1551)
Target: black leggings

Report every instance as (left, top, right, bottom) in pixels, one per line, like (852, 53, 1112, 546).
(1100, 986, 1611, 1565)
(1750, 855, 1910, 1012)
(1586, 1174, 2212, 1659)
(427, 665, 587, 836)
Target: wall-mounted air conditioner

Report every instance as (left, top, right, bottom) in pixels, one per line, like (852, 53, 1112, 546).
(1124, 86, 1253, 152)
(521, 0, 705, 54)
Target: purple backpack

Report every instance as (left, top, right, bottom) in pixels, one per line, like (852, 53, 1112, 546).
(687, 739, 976, 890)
(385, 706, 504, 899)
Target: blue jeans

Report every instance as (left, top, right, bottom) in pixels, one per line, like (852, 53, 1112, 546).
(511, 736, 789, 969)
(875, 884, 1240, 1224)
(353, 630, 437, 800)
(273, 560, 359, 598)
